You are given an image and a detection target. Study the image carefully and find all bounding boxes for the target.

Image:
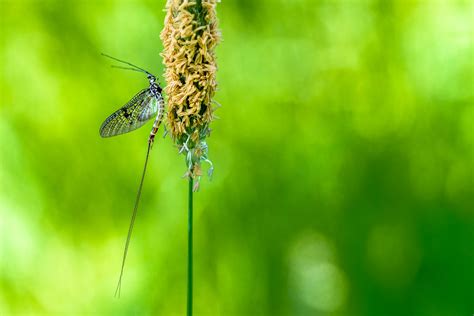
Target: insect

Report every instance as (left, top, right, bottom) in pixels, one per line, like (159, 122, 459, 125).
(99, 53, 165, 297)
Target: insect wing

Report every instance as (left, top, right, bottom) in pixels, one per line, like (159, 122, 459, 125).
(99, 89, 159, 137)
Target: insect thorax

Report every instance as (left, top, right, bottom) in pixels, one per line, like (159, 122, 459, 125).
(152, 83, 162, 96)
(148, 75, 162, 97)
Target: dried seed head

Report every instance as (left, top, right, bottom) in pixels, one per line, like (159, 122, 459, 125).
(161, 0, 220, 184)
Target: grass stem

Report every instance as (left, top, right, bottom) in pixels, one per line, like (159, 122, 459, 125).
(187, 177, 194, 316)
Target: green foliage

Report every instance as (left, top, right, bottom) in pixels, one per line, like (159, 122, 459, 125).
(1, 0, 473, 315)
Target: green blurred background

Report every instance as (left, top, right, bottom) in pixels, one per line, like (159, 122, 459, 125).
(1, 0, 473, 315)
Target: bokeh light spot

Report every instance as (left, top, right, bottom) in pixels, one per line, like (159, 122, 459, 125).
(289, 232, 348, 312)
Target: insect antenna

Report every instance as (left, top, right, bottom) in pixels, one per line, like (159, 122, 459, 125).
(115, 141, 152, 298)
(111, 65, 146, 73)
(101, 53, 152, 75)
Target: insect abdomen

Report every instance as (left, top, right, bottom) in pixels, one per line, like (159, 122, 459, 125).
(148, 95, 165, 144)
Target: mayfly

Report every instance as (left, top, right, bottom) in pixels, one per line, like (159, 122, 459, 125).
(99, 53, 165, 297)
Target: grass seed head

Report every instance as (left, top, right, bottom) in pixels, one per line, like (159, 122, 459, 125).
(161, 0, 220, 184)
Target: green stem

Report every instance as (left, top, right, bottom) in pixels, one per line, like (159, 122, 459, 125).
(187, 177, 193, 316)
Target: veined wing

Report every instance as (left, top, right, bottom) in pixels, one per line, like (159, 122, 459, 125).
(99, 89, 161, 137)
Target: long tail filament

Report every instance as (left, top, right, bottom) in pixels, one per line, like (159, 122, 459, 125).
(115, 141, 152, 298)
